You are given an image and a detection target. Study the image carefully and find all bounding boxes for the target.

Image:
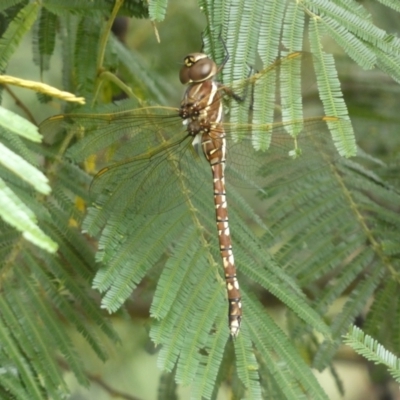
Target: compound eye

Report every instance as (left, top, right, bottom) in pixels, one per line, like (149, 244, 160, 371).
(187, 58, 215, 82)
(179, 53, 217, 84)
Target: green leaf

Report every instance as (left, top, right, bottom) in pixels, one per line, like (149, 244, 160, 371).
(0, 2, 39, 72)
(344, 325, 400, 383)
(32, 7, 58, 72)
(0, 177, 57, 252)
(149, 0, 167, 22)
(0, 143, 50, 194)
(308, 19, 356, 157)
(0, 106, 41, 142)
(377, 0, 400, 12)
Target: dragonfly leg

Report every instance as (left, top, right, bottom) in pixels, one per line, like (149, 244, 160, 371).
(220, 65, 255, 105)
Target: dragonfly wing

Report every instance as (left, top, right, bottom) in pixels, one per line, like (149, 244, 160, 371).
(225, 117, 346, 192)
(219, 52, 307, 100)
(40, 106, 184, 162)
(40, 106, 210, 215)
(90, 134, 209, 216)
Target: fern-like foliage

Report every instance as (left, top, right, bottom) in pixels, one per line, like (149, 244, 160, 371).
(32, 7, 57, 74)
(0, 0, 400, 399)
(0, 106, 52, 247)
(343, 325, 400, 383)
(0, 2, 39, 73)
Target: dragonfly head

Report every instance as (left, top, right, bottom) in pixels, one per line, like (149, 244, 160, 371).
(179, 53, 218, 84)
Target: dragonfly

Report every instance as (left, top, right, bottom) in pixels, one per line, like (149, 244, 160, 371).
(40, 49, 352, 337)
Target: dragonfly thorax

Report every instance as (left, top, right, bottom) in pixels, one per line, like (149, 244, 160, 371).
(179, 79, 223, 136)
(183, 117, 215, 136)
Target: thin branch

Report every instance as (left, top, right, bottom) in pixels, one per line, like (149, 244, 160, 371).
(57, 358, 142, 400)
(93, 0, 125, 105)
(96, 0, 125, 73)
(2, 85, 37, 125)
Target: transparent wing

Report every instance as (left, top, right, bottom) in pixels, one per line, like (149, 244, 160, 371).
(90, 136, 210, 215)
(224, 116, 350, 192)
(40, 106, 186, 162)
(218, 51, 306, 99)
(40, 105, 351, 215)
(40, 106, 211, 215)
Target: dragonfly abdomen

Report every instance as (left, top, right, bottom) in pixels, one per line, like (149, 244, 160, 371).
(202, 131, 243, 337)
